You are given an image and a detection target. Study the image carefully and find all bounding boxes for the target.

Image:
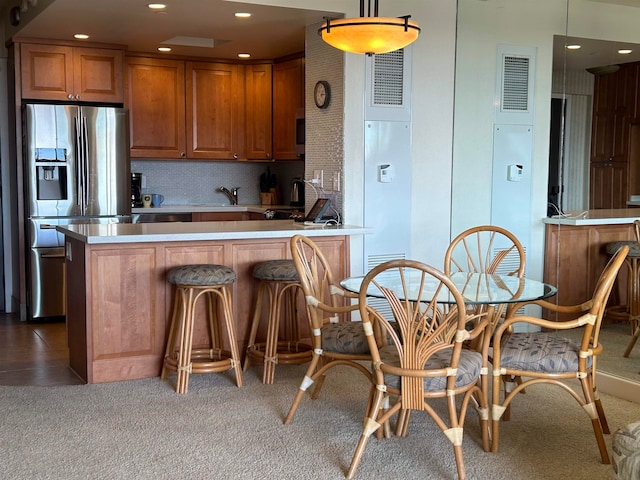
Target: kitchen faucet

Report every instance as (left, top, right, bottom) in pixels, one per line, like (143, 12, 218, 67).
(218, 186, 239, 205)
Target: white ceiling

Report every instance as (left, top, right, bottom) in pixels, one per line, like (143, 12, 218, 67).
(5, 0, 341, 60)
(553, 35, 640, 73)
(4, 0, 640, 69)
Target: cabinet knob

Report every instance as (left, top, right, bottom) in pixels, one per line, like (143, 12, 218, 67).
(265, 153, 271, 158)
(75, 94, 80, 100)
(180, 152, 186, 158)
(67, 93, 74, 100)
(233, 153, 238, 159)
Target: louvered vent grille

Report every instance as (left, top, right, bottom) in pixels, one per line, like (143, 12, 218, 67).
(366, 253, 406, 319)
(502, 56, 530, 112)
(373, 49, 405, 106)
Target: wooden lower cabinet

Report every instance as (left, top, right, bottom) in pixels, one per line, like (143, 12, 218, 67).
(65, 235, 349, 383)
(543, 223, 633, 320)
(192, 212, 264, 221)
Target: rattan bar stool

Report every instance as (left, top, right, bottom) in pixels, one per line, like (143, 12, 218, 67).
(605, 239, 640, 344)
(161, 264, 243, 393)
(243, 259, 312, 384)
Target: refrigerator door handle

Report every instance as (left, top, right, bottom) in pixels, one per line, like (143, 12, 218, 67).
(74, 115, 83, 210)
(81, 115, 90, 210)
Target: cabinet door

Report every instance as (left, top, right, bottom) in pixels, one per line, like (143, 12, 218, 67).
(589, 161, 628, 209)
(126, 57, 186, 159)
(186, 62, 240, 159)
(20, 43, 74, 101)
(591, 74, 616, 162)
(74, 48, 124, 103)
(273, 58, 304, 160)
(244, 64, 273, 160)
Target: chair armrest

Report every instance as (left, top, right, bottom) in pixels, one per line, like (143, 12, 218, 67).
(503, 298, 592, 316)
(494, 312, 594, 340)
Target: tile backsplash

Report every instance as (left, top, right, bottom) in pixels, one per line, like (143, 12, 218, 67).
(131, 160, 304, 206)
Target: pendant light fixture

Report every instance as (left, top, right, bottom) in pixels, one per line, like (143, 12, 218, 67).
(319, 0, 420, 55)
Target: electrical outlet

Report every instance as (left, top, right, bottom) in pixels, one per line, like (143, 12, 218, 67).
(313, 170, 323, 188)
(333, 172, 340, 191)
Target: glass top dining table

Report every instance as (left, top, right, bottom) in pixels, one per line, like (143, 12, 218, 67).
(340, 271, 557, 306)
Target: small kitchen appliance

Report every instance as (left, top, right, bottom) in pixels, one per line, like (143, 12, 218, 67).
(131, 172, 142, 207)
(290, 177, 304, 207)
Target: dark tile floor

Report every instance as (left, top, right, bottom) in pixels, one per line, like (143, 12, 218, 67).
(0, 312, 84, 386)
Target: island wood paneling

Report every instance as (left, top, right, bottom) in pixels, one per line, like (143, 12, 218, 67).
(65, 235, 349, 383)
(544, 223, 633, 321)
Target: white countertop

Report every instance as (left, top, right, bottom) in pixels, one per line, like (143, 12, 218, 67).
(56, 220, 372, 244)
(132, 204, 298, 214)
(542, 209, 640, 226)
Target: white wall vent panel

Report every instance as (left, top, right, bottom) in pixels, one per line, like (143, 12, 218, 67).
(365, 46, 412, 122)
(495, 45, 536, 125)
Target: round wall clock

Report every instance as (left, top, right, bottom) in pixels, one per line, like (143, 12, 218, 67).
(314, 80, 331, 109)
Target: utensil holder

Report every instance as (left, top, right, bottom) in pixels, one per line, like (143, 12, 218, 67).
(260, 192, 273, 205)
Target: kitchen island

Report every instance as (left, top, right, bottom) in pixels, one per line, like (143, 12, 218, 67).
(543, 209, 639, 319)
(57, 220, 371, 383)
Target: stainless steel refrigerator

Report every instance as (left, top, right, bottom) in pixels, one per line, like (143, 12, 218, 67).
(24, 103, 131, 320)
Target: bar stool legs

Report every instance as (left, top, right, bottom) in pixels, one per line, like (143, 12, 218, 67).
(161, 264, 243, 393)
(606, 243, 640, 336)
(244, 260, 312, 384)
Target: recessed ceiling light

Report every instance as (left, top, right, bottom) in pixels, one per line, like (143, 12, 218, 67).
(148, 3, 166, 9)
(157, 47, 172, 53)
(235, 12, 251, 18)
(566, 44, 581, 50)
(619, 49, 633, 55)
(238, 53, 251, 59)
(74, 34, 90, 40)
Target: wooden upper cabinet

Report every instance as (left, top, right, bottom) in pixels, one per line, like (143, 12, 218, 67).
(186, 62, 241, 159)
(591, 64, 638, 163)
(20, 43, 124, 103)
(244, 64, 273, 160)
(589, 62, 640, 208)
(126, 57, 186, 159)
(273, 57, 304, 160)
(186, 62, 272, 161)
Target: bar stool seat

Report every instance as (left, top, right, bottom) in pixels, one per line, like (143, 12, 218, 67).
(244, 259, 312, 384)
(161, 264, 243, 393)
(606, 241, 640, 357)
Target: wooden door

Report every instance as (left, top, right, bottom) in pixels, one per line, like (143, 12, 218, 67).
(273, 57, 304, 160)
(591, 73, 616, 162)
(74, 48, 124, 103)
(186, 61, 240, 159)
(244, 64, 273, 160)
(589, 161, 628, 209)
(20, 43, 74, 101)
(126, 57, 186, 159)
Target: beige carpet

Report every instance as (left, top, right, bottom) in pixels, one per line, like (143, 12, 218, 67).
(1, 364, 636, 480)
(561, 322, 640, 382)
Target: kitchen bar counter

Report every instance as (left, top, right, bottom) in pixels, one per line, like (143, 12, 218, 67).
(58, 220, 371, 244)
(543, 211, 635, 320)
(57, 220, 370, 384)
(543, 208, 640, 226)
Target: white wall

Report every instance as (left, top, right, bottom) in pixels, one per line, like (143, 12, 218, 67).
(453, 0, 640, 283)
(253, 0, 457, 275)
(452, 0, 567, 283)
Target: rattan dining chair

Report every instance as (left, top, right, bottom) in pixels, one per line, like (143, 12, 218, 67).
(283, 234, 376, 425)
(444, 224, 526, 286)
(490, 244, 629, 465)
(346, 259, 491, 480)
(444, 224, 526, 419)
